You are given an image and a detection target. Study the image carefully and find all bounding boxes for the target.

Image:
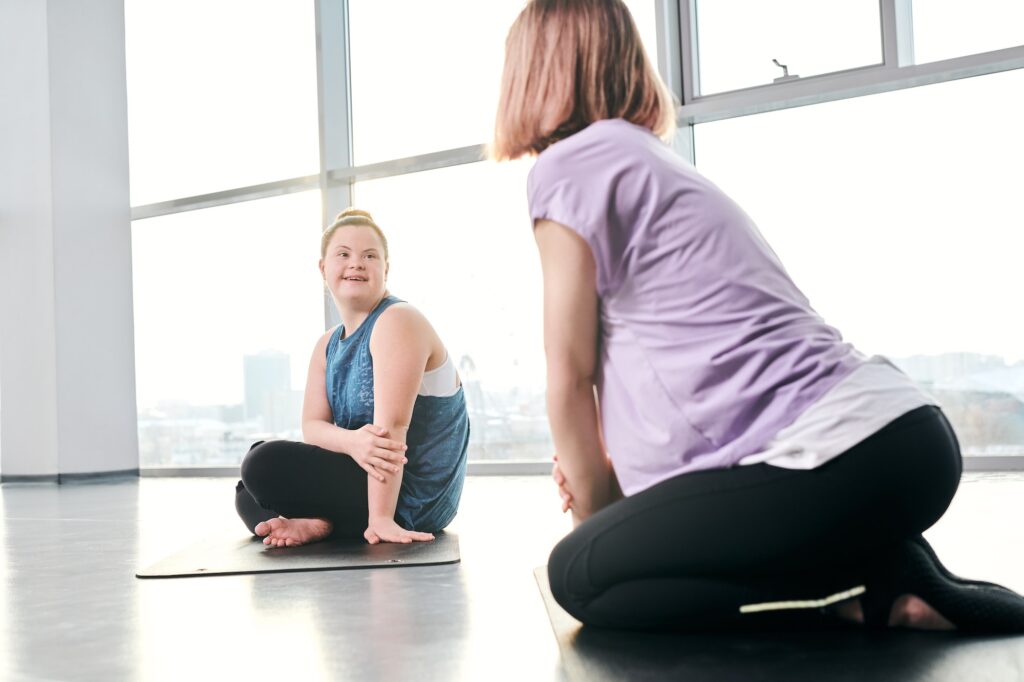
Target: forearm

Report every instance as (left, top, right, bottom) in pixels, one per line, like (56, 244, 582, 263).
(302, 419, 353, 454)
(367, 425, 407, 522)
(547, 379, 616, 521)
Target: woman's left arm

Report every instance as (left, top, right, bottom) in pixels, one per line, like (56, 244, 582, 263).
(365, 305, 436, 544)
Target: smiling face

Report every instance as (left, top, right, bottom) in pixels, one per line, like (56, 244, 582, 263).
(319, 224, 389, 308)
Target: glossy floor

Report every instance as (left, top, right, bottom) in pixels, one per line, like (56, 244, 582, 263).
(1, 473, 1022, 681)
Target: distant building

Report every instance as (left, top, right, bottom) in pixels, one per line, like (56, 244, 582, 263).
(892, 352, 1007, 386)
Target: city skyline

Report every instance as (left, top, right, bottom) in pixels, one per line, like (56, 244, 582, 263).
(137, 349, 1024, 467)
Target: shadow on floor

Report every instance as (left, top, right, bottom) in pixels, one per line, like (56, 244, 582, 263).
(565, 625, 1024, 682)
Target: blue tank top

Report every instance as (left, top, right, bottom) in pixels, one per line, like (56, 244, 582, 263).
(325, 295, 469, 532)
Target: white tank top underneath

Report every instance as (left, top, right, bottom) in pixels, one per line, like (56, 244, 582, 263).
(418, 352, 460, 397)
(738, 355, 938, 470)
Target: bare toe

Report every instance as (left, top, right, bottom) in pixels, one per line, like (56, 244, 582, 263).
(257, 517, 332, 548)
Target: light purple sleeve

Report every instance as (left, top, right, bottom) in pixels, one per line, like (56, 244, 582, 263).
(526, 152, 614, 296)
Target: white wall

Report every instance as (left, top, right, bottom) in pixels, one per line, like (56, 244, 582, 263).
(0, 0, 139, 478)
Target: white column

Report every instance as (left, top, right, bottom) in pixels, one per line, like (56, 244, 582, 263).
(0, 0, 139, 479)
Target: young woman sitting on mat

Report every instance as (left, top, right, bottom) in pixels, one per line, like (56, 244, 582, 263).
(234, 208, 469, 546)
(491, 0, 1024, 632)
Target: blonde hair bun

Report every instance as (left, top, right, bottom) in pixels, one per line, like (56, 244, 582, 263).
(321, 207, 390, 259)
(335, 207, 375, 223)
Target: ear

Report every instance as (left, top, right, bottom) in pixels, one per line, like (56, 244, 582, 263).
(319, 258, 326, 281)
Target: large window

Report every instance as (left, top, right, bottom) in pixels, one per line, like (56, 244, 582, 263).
(132, 192, 324, 466)
(694, 69, 1024, 457)
(126, 1, 1024, 468)
(126, 0, 321, 467)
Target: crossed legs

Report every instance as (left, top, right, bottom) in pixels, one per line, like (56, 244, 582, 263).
(234, 439, 370, 546)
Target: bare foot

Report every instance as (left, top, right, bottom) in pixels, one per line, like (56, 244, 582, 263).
(888, 594, 955, 630)
(831, 595, 955, 630)
(254, 516, 333, 547)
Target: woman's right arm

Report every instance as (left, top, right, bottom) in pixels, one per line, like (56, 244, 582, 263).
(301, 328, 407, 482)
(535, 219, 621, 524)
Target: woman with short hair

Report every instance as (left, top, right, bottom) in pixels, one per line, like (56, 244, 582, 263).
(493, 0, 1024, 631)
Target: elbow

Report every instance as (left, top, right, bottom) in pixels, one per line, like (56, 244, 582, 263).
(545, 349, 595, 391)
(546, 367, 594, 397)
(545, 377, 594, 422)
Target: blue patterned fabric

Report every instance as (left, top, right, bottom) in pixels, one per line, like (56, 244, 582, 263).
(325, 296, 469, 531)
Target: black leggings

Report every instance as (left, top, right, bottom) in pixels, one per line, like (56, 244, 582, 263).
(547, 405, 963, 629)
(234, 439, 371, 539)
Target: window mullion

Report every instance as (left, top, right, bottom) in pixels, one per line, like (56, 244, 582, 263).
(880, 0, 916, 68)
(655, 0, 684, 103)
(677, 0, 700, 103)
(315, 0, 354, 329)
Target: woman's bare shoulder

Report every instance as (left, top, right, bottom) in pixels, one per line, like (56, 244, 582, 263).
(372, 302, 441, 353)
(377, 302, 432, 332)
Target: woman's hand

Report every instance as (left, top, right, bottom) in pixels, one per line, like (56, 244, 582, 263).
(552, 453, 574, 513)
(347, 424, 407, 482)
(364, 517, 435, 545)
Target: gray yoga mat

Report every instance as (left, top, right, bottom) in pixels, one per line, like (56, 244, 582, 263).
(136, 531, 459, 578)
(533, 566, 1018, 682)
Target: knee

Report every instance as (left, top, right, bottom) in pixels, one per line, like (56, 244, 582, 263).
(240, 440, 288, 491)
(547, 533, 597, 623)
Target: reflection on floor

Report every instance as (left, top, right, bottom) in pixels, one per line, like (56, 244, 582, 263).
(0, 473, 1022, 681)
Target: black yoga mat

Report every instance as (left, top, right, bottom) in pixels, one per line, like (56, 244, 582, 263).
(533, 566, 1018, 682)
(136, 531, 459, 578)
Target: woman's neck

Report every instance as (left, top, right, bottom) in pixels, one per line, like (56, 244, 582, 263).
(337, 293, 388, 338)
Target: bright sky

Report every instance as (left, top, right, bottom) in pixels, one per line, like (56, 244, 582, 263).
(124, 0, 1024, 408)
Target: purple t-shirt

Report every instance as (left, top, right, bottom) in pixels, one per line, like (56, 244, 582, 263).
(528, 118, 863, 495)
